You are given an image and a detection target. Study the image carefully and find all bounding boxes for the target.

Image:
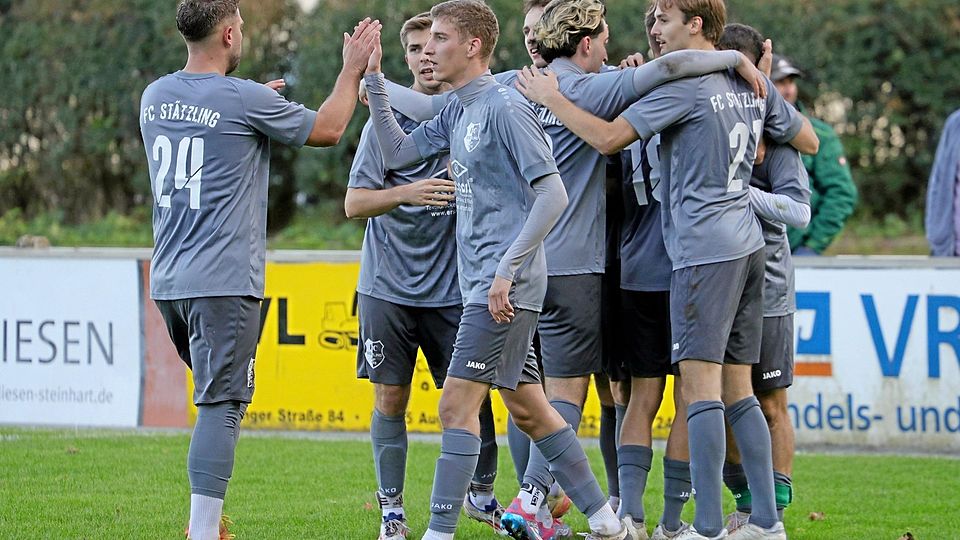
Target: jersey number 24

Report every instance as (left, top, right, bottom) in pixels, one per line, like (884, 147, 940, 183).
(152, 135, 204, 209)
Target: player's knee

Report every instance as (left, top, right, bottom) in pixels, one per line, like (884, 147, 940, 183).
(758, 389, 788, 425)
(375, 384, 410, 416)
(437, 393, 472, 429)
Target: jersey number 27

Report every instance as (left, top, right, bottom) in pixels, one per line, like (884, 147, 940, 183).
(152, 135, 204, 209)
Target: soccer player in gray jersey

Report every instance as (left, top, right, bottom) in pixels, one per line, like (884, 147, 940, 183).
(362, 1, 629, 539)
(345, 12, 504, 540)
(139, 2, 379, 538)
(515, 0, 821, 538)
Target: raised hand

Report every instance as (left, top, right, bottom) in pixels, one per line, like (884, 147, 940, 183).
(342, 18, 382, 76)
(619, 52, 646, 69)
(735, 52, 767, 99)
(758, 39, 773, 78)
(263, 79, 285, 92)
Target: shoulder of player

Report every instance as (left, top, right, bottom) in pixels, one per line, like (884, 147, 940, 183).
(483, 83, 535, 115)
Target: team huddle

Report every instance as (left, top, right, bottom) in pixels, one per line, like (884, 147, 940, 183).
(140, 1, 819, 540)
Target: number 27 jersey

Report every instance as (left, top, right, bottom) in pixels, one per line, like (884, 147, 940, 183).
(139, 71, 316, 300)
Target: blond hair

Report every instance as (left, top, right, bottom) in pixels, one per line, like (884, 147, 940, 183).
(657, 0, 726, 45)
(430, 0, 499, 60)
(534, 0, 606, 63)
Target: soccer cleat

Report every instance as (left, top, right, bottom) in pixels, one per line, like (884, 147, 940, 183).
(501, 498, 573, 540)
(546, 490, 572, 519)
(463, 494, 508, 535)
(378, 518, 410, 540)
(651, 521, 691, 540)
(621, 515, 649, 540)
(669, 525, 728, 540)
(582, 522, 630, 540)
(724, 511, 751, 534)
(184, 514, 236, 540)
(725, 522, 786, 540)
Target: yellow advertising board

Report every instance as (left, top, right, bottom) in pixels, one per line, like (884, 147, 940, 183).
(190, 261, 676, 438)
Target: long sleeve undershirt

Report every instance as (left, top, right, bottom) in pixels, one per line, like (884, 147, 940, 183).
(496, 173, 568, 280)
(364, 73, 424, 170)
(749, 186, 811, 229)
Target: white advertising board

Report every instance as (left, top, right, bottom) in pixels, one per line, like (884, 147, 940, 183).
(0, 258, 142, 427)
(792, 267, 960, 451)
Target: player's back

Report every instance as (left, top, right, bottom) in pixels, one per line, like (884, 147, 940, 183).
(139, 71, 313, 300)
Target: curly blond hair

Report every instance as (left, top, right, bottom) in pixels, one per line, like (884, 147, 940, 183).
(534, 0, 606, 63)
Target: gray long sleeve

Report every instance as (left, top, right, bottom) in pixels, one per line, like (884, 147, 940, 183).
(632, 50, 741, 96)
(381, 78, 448, 121)
(364, 73, 426, 169)
(749, 186, 811, 229)
(496, 173, 568, 280)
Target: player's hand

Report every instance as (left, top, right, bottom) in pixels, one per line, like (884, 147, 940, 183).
(488, 276, 515, 324)
(619, 52, 646, 69)
(735, 52, 767, 99)
(342, 18, 382, 76)
(263, 79, 285, 92)
(399, 178, 456, 207)
(358, 80, 369, 106)
(758, 39, 773, 78)
(514, 65, 560, 107)
(365, 30, 383, 75)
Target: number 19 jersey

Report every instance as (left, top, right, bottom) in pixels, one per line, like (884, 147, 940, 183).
(139, 71, 317, 300)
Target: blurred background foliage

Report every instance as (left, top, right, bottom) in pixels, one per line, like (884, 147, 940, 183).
(0, 0, 957, 251)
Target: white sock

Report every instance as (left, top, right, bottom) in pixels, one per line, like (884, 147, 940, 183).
(518, 483, 546, 514)
(378, 490, 404, 521)
(588, 503, 621, 535)
(469, 489, 495, 510)
(189, 494, 224, 540)
(421, 529, 454, 540)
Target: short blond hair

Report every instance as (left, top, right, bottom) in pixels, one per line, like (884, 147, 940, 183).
(400, 12, 432, 50)
(657, 0, 726, 45)
(430, 0, 499, 60)
(534, 0, 606, 63)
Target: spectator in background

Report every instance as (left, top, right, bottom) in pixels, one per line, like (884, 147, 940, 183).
(925, 109, 960, 256)
(772, 54, 858, 255)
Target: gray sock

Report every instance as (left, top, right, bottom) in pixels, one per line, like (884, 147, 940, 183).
(534, 426, 607, 517)
(686, 400, 725, 538)
(371, 409, 407, 497)
(474, 397, 498, 485)
(428, 429, 481, 534)
(614, 403, 627, 446)
(661, 458, 691, 532)
(600, 405, 619, 498)
(617, 445, 653, 521)
(507, 415, 531, 485)
(522, 399, 583, 496)
(727, 396, 777, 529)
(188, 401, 247, 499)
(722, 461, 751, 513)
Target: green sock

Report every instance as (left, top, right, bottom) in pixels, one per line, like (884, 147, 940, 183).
(774, 471, 793, 521)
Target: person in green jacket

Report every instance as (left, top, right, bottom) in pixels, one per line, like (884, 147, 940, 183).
(771, 54, 857, 255)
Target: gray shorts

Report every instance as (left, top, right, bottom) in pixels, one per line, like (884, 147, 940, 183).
(447, 304, 542, 391)
(670, 249, 764, 365)
(156, 296, 261, 405)
(356, 294, 461, 388)
(538, 273, 603, 378)
(752, 314, 795, 392)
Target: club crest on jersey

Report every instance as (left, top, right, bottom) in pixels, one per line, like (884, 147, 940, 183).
(364, 339, 385, 369)
(463, 122, 481, 152)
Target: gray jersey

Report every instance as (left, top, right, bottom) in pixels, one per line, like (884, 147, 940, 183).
(411, 73, 559, 311)
(537, 58, 642, 275)
(349, 113, 460, 307)
(622, 72, 803, 269)
(751, 142, 811, 316)
(619, 135, 672, 291)
(139, 71, 316, 300)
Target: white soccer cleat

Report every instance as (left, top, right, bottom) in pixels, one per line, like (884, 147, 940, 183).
(650, 521, 691, 540)
(669, 525, 728, 540)
(725, 521, 786, 540)
(723, 511, 751, 535)
(378, 518, 410, 540)
(582, 521, 629, 540)
(621, 515, 649, 540)
(462, 494, 508, 535)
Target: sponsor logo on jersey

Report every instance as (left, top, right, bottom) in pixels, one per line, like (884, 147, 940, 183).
(247, 357, 256, 388)
(466, 360, 486, 370)
(464, 122, 481, 152)
(364, 339, 385, 369)
(762, 369, 782, 380)
(450, 159, 468, 178)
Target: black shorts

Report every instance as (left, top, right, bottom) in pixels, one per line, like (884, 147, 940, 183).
(539, 274, 603, 378)
(618, 289, 676, 378)
(670, 250, 764, 365)
(752, 314, 795, 392)
(602, 263, 629, 382)
(156, 296, 261, 405)
(356, 294, 461, 389)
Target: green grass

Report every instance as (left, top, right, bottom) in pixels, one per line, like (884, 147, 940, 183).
(0, 428, 954, 539)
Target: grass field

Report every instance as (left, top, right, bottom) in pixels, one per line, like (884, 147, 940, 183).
(0, 428, 954, 539)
